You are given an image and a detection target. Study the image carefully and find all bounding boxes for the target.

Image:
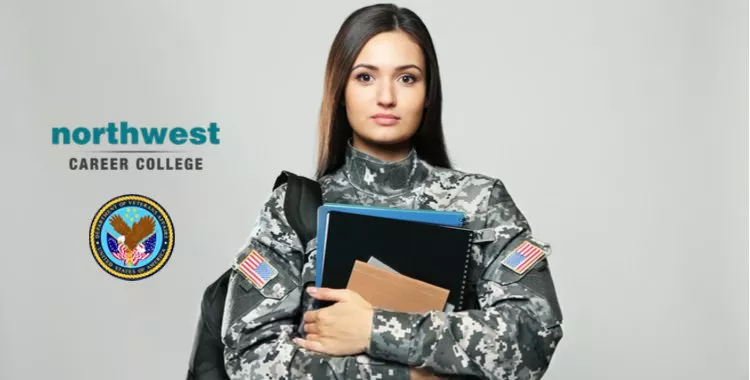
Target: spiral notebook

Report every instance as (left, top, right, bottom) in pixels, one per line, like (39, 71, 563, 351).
(318, 211, 475, 311)
(315, 203, 465, 289)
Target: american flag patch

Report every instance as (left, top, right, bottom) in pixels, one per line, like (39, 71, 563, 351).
(501, 240, 547, 274)
(235, 249, 278, 289)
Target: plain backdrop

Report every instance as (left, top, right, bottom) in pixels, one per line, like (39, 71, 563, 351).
(1, 0, 747, 379)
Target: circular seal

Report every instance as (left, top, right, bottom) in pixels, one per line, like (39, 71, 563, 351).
(89, 194, 175, 280)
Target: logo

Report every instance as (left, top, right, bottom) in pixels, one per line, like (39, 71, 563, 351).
(52, 121, 220, 172)
(89, 194, 175, 280)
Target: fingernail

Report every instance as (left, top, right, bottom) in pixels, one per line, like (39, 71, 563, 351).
(293, 337, 302, 345)
(306, 287, 317, 294)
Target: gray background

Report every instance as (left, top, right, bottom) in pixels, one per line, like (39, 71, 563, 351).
(1, 0, 747, 379)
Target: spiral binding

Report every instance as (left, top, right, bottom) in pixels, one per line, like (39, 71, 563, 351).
(457, 235, 473, 310)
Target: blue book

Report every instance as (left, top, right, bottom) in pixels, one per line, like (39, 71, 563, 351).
(314, 203, 465, 287)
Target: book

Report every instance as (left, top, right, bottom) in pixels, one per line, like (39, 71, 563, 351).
(318, 211, 474, 311)
(347, 260, 450, 313)
(314, 203, 465, 288)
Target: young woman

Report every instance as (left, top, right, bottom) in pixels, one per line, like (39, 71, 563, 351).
(221, 4, 563, 379)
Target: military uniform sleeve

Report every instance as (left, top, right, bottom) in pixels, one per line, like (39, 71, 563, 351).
(365, 180, 564, 379)
(221, 184, 411, 380)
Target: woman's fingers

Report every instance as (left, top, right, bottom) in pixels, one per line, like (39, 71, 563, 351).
(306, 287, 351, 302)
(303, 323, 320, 334)
(293, 335, 326, 353)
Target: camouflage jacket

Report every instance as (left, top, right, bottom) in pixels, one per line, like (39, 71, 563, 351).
(221, 143, 563, 379)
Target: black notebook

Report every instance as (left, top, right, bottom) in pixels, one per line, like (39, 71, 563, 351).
(319, 211, 474, 311)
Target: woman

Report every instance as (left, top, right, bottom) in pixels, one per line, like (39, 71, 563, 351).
(221, 3, 563, 379)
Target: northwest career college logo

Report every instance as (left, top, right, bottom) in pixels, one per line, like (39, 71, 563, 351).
(89, 194, 175, 280)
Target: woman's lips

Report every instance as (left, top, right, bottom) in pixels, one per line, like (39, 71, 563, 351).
(372, 113, 400, 126)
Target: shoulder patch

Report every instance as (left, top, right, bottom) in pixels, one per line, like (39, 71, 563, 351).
(234, 249, 279, 290)
(501, 239, 549, 275)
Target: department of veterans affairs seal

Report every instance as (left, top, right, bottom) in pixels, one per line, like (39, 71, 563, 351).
(89, 194, 175, 280)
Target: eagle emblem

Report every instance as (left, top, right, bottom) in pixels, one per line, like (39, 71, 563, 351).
(90, 194, 174, 280)
(106, 214, 158, 267)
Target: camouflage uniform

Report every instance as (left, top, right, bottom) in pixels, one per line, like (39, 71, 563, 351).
(222, 142, 563, 379)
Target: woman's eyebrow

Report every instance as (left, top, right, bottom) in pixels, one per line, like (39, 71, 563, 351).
(351, 63, 424, 73)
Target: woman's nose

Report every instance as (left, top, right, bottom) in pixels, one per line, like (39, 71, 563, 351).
(376, 82, 396, 108)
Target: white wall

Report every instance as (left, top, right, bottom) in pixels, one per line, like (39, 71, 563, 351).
(1, 0, 746, 379)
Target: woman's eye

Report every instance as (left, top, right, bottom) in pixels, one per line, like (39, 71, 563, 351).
(399, 75, 416, 84)
(356, 73, 373, 82)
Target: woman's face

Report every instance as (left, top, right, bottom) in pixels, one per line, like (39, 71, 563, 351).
(344, 30, 426, 158)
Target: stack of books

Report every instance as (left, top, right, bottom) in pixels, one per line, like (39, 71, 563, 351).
(314, 203, 475, 313)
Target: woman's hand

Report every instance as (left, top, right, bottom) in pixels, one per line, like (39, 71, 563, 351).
(409, 368, 443, 380)
(292, 287, 374, 356)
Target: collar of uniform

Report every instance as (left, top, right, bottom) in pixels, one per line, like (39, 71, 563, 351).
(343, 141, 427, 196)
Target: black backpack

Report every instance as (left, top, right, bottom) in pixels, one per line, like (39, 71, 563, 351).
(186, 171, 322, 380)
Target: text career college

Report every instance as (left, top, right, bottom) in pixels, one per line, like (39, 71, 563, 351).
(70, 157, 203, 171)
(53, 121, 219, 171)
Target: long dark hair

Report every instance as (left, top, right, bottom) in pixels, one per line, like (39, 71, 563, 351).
(315, 3, 452, 179)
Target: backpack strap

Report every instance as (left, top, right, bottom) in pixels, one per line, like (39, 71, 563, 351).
(274, 170, 323, 248)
